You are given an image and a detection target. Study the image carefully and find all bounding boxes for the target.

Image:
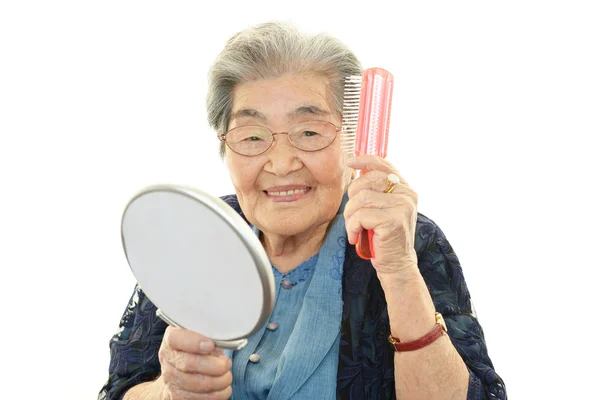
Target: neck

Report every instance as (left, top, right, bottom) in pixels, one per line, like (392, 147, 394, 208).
(261, 221, 332, 274)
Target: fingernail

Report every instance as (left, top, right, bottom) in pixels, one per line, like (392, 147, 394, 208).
(347, 156, 356, 163)
(199, 341, 213, 352)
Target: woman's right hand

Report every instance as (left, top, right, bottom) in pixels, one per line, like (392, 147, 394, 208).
(154, 326, 233, 399)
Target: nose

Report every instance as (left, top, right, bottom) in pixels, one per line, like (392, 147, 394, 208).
(264, 133, 303, 177)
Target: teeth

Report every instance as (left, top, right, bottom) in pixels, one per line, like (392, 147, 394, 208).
(267, 188, 309, 196)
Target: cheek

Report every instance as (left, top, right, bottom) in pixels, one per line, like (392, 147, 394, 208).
(307, 152, 349, 187)
(226, 154, 262, 191)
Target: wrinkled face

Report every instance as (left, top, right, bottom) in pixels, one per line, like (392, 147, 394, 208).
(224, 73, 353, 237)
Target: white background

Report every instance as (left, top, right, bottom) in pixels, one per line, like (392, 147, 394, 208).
(1, 1, 598, 399)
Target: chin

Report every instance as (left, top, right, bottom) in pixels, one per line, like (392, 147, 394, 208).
(262, 217, 312, 236)
(260, 207, 338, 237)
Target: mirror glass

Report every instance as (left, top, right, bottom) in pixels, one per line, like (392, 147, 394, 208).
(121, 185, 275, 348)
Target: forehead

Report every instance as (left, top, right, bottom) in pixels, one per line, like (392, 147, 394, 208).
(231, 74, 332, 120)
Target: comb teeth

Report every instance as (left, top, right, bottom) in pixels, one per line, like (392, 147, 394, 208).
(341, 75, 362, 154)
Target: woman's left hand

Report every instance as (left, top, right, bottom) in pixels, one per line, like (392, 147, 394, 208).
(345, 155, 419, 277)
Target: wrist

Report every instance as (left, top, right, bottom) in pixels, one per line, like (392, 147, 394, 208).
(389, 312, 447, 352)
(372, 250, 418, 274)
(377, 268, 437, 343)
(377, 266, 422, 289)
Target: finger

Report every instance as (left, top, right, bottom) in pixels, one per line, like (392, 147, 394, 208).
(345, 203, 418, 246)
(163, 326, 216, 355)
(348, 171, 412, 197)
(164, 386, 232, 400)
(196, 385, 232, 400)
(347, 163, 409, 194)
(345, 207, 389, 245)
(347, 170, 388, 198)
(162, 365, 233, 394)
(212, 347, 225, 357)
(164, 387, 232, 400)
(199, 385, 232, 400)
(166, 351, 231, 376)
(346, 155, 397, 174)
(344, 188, 417, 223)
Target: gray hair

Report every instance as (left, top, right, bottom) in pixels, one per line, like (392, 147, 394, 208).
(206, 21, 363, 157)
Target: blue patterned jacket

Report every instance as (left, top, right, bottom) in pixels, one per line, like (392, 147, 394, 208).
(99, 195, 506, 399)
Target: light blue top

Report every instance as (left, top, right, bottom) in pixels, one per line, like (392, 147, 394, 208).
(224, 196, 348, 400)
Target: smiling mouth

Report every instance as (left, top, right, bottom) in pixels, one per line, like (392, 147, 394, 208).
(264, 187, 311, 197)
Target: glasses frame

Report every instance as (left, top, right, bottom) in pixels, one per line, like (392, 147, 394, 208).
(219, 120, 343, 156)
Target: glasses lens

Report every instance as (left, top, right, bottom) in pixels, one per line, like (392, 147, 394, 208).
(289, 121, 337, 151)
(226, 126, 271, 155)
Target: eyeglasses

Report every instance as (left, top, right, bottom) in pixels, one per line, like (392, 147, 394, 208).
(219, 120, 342, 156)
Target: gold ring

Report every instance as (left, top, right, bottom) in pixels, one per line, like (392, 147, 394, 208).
(384, 173, 400, 193)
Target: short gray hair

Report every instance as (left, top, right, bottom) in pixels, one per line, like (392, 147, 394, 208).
(206, 21, 363, 157)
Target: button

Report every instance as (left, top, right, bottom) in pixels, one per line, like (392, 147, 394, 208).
(281, 279, 292, 289)
(249, 353, 261, 363)
(267, 322, 279, 331)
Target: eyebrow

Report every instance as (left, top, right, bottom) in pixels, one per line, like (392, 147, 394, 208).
(288, 106, 331, 118)
(230, 108, 267, 122)
(230, 105, 331, 122)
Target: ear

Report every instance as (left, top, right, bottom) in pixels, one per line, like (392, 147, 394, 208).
(218, 131, 228, 159)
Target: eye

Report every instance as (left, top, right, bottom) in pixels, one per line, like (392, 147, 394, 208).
(243, 136, 264, 142)
(235, 128, 268, 143)
(301, 130, 320, 137)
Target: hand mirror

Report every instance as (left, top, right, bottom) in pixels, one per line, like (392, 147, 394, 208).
(120, 184, 275, 350)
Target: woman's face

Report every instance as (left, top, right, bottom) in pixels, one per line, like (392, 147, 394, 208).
(224, 73, 353, 237)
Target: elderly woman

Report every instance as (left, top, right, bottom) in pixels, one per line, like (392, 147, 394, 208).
(99, 22, 506, 400)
